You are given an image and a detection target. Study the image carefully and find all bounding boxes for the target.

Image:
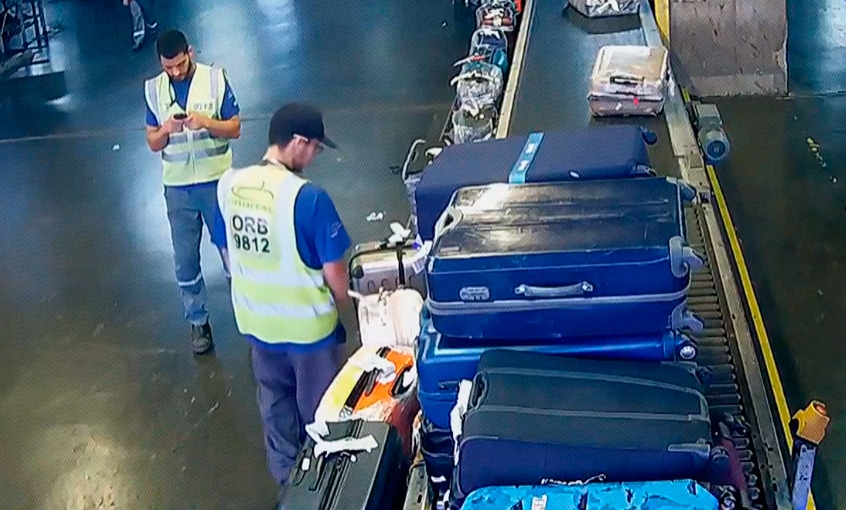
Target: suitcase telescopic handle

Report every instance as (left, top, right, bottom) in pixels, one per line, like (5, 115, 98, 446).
(514, 281, 594, 299)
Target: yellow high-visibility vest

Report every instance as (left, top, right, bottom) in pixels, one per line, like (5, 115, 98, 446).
(145, 63, 233, 186)
(221, 163, 338, 344)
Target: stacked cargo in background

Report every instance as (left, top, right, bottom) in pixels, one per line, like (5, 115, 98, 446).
(589, 45, 670, 117)
(407, 127, 721, 507)
(450, 0, 520, 145)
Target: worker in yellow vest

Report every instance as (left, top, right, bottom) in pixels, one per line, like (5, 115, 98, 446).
(144, 29, 241, 354)
(217, 103, 351, 488)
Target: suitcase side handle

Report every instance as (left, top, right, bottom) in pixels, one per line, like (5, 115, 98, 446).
(433, 207, 463, 241)
(609, 73, 645, 86)
(401, 138, 427, 181)
(468, 375, 487, 409)
(514, 281, 594, 299)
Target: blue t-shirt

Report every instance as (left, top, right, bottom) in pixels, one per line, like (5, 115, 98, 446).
(217, 171, 352, 352)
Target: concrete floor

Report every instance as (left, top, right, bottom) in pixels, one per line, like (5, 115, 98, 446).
(0, 0, 469, 508)
(712, 95, 846, 510)
(788, 0, 846, 94)
(714, 2, 846, 505)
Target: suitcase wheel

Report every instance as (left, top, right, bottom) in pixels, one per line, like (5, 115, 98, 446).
(713, 486, 739, 510)
(709, 445, 730, 469)
(695, 366, 714, 387)
(714, 412, 751, 436)
(639, 126, 659, 145)
(677, 338, 698, 361)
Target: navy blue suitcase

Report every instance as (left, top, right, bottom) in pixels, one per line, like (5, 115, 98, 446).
(419, 417, 455, 497)
(414, 125, 657, 240)
(425, 178, 704, 341)
(451, 350, 726, 505)
(415, 312, 698, 430)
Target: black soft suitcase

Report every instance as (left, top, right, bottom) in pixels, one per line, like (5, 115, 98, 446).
(451, 350, 727, 504)
(278, 420, 407, 510)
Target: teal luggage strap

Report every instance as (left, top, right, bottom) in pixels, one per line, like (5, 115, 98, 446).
(508, 132, 544, 184)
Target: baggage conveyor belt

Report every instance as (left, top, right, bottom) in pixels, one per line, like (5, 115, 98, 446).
(488, 0, 795, 509)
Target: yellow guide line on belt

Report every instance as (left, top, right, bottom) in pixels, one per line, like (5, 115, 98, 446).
(706, 164, 816, 510)
(654, 0, 670, 42)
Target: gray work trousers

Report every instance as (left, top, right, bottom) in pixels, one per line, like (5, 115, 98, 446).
(130, 0, 157, 45)
(251, 341, 344, 486)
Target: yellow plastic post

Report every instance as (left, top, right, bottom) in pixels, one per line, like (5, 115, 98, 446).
(791, 401, 829, 446)
(790, 401, 829, 510)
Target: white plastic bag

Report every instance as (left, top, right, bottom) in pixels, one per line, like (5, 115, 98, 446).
(451, 60, 503, 112)
(352, 288, 425, 349)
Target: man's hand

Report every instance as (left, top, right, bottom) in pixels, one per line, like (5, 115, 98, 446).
(184, 112, 211, 131)
(219, 247, 231, 278)
(123, 0, 129, 6)
(323, 261, 351, 311)
(146, 116, 183, 152)
(162, 116, 185, 135)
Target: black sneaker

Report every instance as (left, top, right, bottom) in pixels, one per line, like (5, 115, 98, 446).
(190, 323, 214, 355)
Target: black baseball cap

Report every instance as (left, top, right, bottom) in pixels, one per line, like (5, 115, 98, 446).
(268, 102, 337, 149)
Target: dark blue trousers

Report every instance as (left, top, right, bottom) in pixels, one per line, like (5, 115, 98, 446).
(251, 341, 344, 485)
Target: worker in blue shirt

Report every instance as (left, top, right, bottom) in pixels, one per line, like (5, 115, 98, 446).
(122, 0, 157, 51)
(217, 103, 351, 488)
(144, 29, 241, 354)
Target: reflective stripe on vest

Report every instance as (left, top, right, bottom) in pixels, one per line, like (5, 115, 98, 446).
(225, 164, 338, 345)
(144, 63, 233, 186)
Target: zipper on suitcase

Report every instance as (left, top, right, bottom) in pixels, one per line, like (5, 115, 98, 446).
(323, 421, 369, 508)
(427, 286, 691, 313)
(482, 366, 707, 397)
(437, 380, 461, 392)
(319, 452, 356, 509)
(308, 421, 362, 493)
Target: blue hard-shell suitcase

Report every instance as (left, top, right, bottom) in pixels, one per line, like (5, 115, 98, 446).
(450, 350, 726, 505)
(414, 125, 657, 240)
(416, 312, 698, 430)
(459, 480, 720, 510)
(426, 178, 705, 341)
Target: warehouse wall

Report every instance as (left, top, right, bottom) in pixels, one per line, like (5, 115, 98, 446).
(666, 0, 788, 96)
